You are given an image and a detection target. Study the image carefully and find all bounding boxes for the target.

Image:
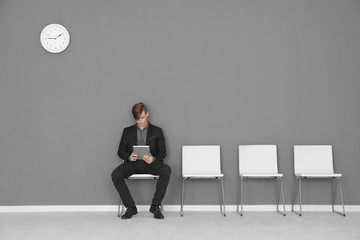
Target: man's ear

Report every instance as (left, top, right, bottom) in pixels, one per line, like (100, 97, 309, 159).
(146, 112, 149, 117)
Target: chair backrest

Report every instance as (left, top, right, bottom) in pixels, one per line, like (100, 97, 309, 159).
(238, 145, 279, 174)
(182, 145, 222, 175)
(294, 145, 335, 175)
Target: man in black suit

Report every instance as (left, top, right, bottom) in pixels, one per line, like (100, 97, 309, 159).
(111, 102, 171, 219)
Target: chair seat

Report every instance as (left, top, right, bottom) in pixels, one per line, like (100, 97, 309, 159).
(128, 174, 159, 179)
(296, 173, 342, 178)
(241, 173, 283, 178)
(183, 173, 224, 178)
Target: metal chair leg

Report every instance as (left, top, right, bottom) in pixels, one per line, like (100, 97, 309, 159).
(221, 177, 226, 216)
(240, 177, 244, 216)
(292, 177, 302, 216)
(299, 178, 302, 216)
(332, 178, 336, 212)
(280, 178, 286, 216)
(339, 178, 346, 217)
(291, 178, 298, 213)
(277, 177, 286, 216)
(180, 178, 186, 217)
(118, 199, 124, 218)
(332, 178, 346, 217)
(276, 178, 279, 213)
(118, 201, 121, 218)
(217, 177, 222, 213)
(236, 177, 241, 215)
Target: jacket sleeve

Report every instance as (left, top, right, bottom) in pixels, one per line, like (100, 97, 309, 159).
(118, 128, 131, 162)
(154, 128, 166, 162)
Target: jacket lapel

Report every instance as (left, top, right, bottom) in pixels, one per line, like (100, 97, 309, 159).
(131, 124, 138, 146)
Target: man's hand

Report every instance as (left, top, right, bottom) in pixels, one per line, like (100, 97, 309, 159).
(143, 154, 154, 164)
(129, 152, 138, 162)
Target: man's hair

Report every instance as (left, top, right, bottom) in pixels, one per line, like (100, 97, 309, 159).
(132, 102, 148, 120)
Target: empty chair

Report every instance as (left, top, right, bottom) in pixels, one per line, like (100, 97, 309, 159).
(118, 174, 161, 217)
(292, 145, 345, 216)
(181, 145, 226, 216)
(238, 145, 286, 216)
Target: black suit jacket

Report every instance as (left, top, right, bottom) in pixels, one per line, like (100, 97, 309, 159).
(118, 123, 166, 163)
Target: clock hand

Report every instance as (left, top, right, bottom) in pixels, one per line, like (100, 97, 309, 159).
(55, 33, 64, 39)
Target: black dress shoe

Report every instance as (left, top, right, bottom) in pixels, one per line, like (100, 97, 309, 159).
(149, 204, 164, 219)
(121, 206, 138, 219)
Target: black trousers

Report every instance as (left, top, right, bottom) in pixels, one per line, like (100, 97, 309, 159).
(111, 161, 171, 207)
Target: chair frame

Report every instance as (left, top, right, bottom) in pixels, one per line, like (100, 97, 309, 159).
(237, 176, 286, 216)
(292, 176, 345, 217)
(117, 174, 163, 217)
(181, 176, 226, 217)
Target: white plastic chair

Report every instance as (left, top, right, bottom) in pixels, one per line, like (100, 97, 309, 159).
(238, 145, 286, 216)
(118, 174, 161, 217)
(292, 145, 345, 216)
(181, 145, 226, 216)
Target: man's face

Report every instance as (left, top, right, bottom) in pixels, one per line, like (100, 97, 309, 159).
(136, 111, 149, 128)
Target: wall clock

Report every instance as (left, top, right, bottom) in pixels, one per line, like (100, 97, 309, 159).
(40, 23, 70, 53)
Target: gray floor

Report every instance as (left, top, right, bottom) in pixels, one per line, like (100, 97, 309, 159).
(1, 211, 360, 240)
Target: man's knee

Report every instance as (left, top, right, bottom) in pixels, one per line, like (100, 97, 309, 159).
(111, 166, 125, 183)
(161, 164, 171, 178)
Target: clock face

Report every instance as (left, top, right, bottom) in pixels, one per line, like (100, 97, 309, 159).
(40, 24, 70, 53)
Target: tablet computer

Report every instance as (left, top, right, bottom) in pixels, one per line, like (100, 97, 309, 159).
(133, 145, 150, 160)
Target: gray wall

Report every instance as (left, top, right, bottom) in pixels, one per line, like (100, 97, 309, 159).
(1, 0, 360, 206)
